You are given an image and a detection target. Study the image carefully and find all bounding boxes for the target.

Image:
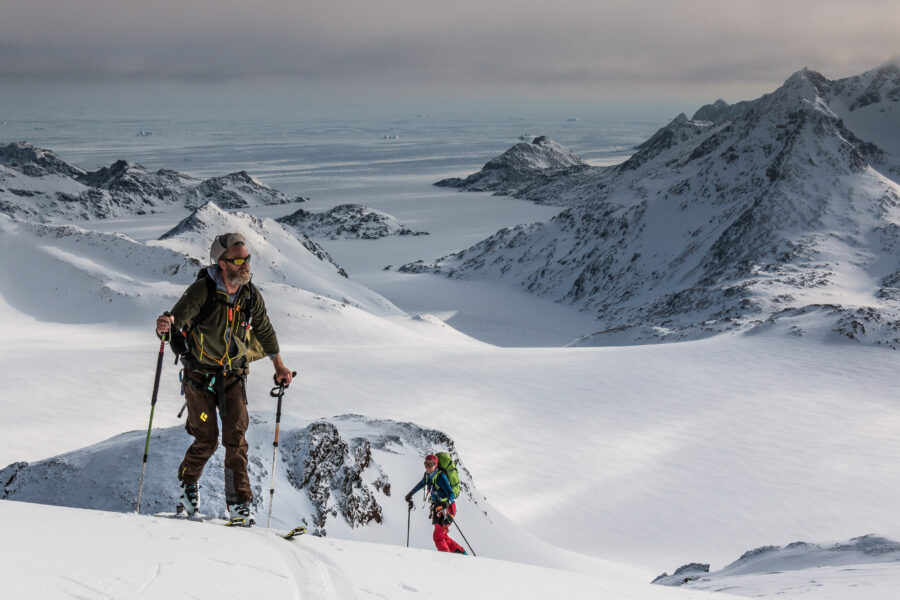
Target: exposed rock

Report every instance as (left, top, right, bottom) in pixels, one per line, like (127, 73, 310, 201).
(0, 414, 478, 536)
(692, 99, 754, 124)
(0, 144, 308, 222)
(435, 136, 589, 197)
(0, 141, 85, 178)
(76, 160, 196, 207)
(277, 203, 428, 240)
(188, 171, 307, 209)
(651, 563, 710, 586)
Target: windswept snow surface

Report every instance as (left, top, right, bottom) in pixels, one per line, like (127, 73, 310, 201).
(0, 500, 731, 600)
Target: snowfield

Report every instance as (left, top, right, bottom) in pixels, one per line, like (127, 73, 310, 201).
(0, 500, 729, 600)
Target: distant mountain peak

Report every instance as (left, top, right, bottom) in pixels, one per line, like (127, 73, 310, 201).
(190, 170, 304, 209)
(484, 136, 587, 171)
(277, 203, 429, 240)
(435, 136, 587, 193)
(0, 141, 85, 178)
(0, 143, 306, 222)
(75, 160, 151, 188)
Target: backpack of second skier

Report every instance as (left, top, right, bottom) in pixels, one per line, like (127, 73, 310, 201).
(435, 451, 461, 498)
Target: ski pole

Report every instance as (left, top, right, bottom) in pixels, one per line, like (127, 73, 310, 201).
(136, 334, 167, 514)
(266, 371, 297, 528)
(406, 504, 412, 547)
(452, 518, 477, 557)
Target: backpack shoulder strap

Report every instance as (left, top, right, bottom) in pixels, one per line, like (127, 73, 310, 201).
(245, 281, 258, 322)
(190, 269, 219, 329)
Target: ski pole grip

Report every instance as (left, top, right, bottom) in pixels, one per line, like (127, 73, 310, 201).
(160, 311, 173, 342)
(272, 371, 298, 388)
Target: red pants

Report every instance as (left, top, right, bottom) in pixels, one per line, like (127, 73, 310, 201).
(433, 503, 465, 553)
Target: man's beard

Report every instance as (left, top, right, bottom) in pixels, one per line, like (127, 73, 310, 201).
(225, 268, 251, 287)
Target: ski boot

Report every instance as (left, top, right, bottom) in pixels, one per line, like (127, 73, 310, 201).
(226, 502, 255, 527)
(176, 482, 200, 517)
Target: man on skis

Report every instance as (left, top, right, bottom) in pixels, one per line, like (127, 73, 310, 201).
(155, 232, 293, 525)
(404, 454, 467, 554)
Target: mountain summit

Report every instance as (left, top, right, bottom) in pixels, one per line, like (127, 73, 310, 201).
(435, 136, 588, 194)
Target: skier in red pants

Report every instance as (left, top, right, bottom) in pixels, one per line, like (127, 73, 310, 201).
(405, 454, 467, 554)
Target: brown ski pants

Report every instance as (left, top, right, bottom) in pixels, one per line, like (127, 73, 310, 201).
(178, 370, 252, 504)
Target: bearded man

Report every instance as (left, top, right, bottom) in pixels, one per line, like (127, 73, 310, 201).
(155, 232, 293, 524)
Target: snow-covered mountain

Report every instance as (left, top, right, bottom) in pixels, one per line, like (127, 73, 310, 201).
(188, 170, 307, 209)
(158, 201, 352, 282)
(0, 140, 85, 178)
(0, 201, 402, 325)
(0, 141, 306, 222)
(653, 535, 900, 596)
(277, 203, 429, 240)
(412, 65, 900, 346)
(435, 135, 589, 196)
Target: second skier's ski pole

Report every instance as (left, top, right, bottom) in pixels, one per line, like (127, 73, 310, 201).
(136, 334, 167, 514)
(406, 504, 412, 547)
(452, 518, 477, 557)
(267, 371, 297, 528)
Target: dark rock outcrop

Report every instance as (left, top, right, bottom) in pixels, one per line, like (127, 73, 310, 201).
(278, 203, 428, 240)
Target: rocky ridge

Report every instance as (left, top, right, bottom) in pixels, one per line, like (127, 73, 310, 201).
(411, 65, 900, 346)
(435, 135, 589, 197)
(0, 141, 306, 222)
(0, 414, 478, 536)
(277, 203, 429, 240)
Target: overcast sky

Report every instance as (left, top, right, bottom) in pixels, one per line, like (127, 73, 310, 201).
(1, 0, 898, 108)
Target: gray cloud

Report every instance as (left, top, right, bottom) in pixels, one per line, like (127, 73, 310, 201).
(1, 0, 898, 101)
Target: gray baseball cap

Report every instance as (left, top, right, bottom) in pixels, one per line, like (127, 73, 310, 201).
(210, 232, 247, 263)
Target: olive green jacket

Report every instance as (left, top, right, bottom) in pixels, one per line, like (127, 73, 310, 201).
(168, 268, 280, 374)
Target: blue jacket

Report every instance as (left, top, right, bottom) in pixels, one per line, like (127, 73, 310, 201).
(409, 470, 455, 505)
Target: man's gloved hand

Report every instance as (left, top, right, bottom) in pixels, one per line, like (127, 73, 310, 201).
(405, 492, 414, 510)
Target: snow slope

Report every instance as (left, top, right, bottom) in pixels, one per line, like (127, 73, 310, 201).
(0, 500, 728, 600)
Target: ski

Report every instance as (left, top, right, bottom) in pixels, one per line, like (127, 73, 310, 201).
(153, 510, 209, 521)
(224, 516, 254, 527)
(148, 511, 305, 539)
(282, 526, 307, 540)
